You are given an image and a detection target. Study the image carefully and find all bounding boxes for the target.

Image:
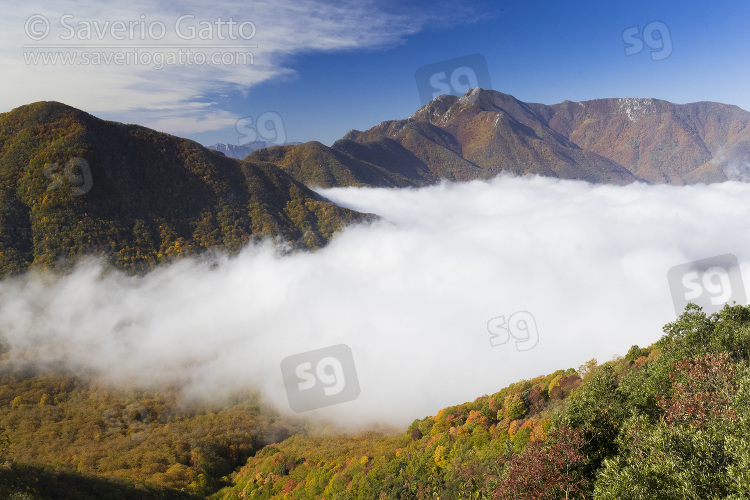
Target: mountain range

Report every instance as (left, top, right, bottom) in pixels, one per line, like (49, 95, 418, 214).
(208, 141, 301, 160)
(2, 90, 749, 275)
(249, 88, 750, 187)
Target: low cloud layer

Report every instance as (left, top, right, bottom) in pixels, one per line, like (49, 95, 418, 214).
(1, 176, 749, 428)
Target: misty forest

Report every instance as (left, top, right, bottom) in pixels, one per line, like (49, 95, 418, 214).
(2, 44, 750, 499)
(5, 302, 750, 499)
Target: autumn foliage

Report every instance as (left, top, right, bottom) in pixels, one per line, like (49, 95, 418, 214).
(494, 426, 588, 500)
(4, 302, 750, 498)
(658, 351, 738, 429)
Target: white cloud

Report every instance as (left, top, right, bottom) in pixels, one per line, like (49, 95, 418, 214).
(0, 0, 466, 134)
(1, 176, 749, 429)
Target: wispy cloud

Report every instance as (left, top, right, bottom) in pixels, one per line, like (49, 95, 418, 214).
(1, 0, 471, 134)
(1, 176, 748, 429)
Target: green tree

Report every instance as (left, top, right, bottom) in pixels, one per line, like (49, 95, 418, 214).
(503, 394, 527, 421)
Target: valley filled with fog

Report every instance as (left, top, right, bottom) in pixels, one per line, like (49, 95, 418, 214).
(1, 175, 747, 428)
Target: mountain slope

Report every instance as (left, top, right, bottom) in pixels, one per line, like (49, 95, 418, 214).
(0, 372, 306, 497)
(0, 101, 373, 275)
(351, 90, 637, 184)
(251, 89, 750, 187)
(248, 140, 432, 188)
(532, 97, 750, 183)
(214, 304, 750, 499)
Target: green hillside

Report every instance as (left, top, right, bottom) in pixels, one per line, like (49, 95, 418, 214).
(213, 304, 750, 499)
(247, 141, 425, 189)
(0, 373, 306, 498)
(0, 102, 374, 276)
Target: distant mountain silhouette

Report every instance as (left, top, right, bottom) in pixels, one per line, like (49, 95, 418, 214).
(208, 141, 301, 160)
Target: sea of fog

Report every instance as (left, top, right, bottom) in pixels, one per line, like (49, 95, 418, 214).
(1, 175, 749, 428)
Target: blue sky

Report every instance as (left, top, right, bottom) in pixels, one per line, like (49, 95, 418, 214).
(4, 0, 749, 147)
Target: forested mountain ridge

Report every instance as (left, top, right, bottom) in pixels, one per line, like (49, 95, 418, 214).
(249, 89, 750, 187)
(0, 101, 374, 276)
